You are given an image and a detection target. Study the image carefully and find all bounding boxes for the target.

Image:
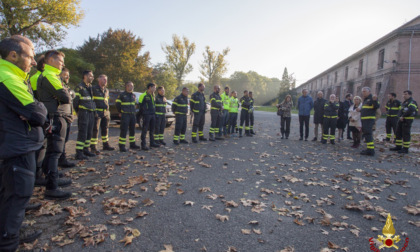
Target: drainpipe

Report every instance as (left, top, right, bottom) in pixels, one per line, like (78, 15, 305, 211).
(408, 30, 414, 90)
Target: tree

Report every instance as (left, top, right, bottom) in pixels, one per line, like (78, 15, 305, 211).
(0, 0, 84, 48)
(150, 63, 178, 99)
(199, 46, 230, 86)
(78, 28, 152, 90)
(59, 48, 95, 87)
(279, 67, 296, 94)
(162, 34, 195, 88)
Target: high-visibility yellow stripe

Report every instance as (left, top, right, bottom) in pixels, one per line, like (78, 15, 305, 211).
(361, 116, 376, 120)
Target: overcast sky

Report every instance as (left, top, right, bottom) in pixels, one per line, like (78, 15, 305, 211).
(62, 0, 420, 86)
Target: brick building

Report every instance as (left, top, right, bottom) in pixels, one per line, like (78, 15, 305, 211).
(296, 15, 420, 112)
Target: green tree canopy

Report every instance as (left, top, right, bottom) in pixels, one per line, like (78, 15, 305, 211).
(149, 63, 178, 99)
(0, 0, 84, 48)
(162, 34, 195, 88)
(199, 46, 230, 86)
(78, 28, 152, 91)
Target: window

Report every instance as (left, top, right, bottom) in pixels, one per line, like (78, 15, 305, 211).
(376, 82, 382, 95)
(358, 59, 364, 76)
(320, 78, 323, 87)
(345, 66, 349, 81)
(334, 71, 338, 83)
(378, 49, 385, 69)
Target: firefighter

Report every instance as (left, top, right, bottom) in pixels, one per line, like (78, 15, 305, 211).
(390, 90, 418, 154)
(209, 85, 223, 141)
(321, 94, 339, 145)
(116, 81, 140, 152)
(312, 91, 327, 141)
(73, 70, 96, 160)
(91, 74, 115, 152)
(29, 55, 44, 100)
(139, 83, 160, 150)
(228, 91, 239, 137)
(0, 36, 47, 250)
(249, 91, 256, 135)
(58, 67, 76, 168)
(154, 86, 167, 145)
(172, 87, 189, 145)
(359, 87, 379, 156)
(384, 93, 401, 142)
(37, 50, 73, 200)
(220, 86, 230, 138)
(190, 83, 207, 143)
(239, 90, 252, 137)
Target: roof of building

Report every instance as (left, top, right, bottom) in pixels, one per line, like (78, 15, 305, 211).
(298, 15, 420, 88)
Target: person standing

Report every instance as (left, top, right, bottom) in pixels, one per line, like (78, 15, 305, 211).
(249, 91, 256, 135)
(116, 81, 140, 152)
(73, 70, 96, 160)
(297, 89, 313, 141)
(220, 87, 230, 138)
(91, 74, 115, 152)
(344, 93, 353, 140)
(312, 91, 326, 141)
(0, 36, 48, 250)
(29, 55, 45, 100)
(190, 83, 207, 143)
(57, 68, 76, 168)
(139, 83, 160, 150)
(336, 96, 347, 142)
(154, 86, 167, 145)
(321, 94, 339, 145)
(384, 93, 401, 142)
(360, 87, 379, 156)
(228, 91, 239, 137)
(390, 90, 418, 154)
(348, 96, 362, 148)
(209, 85, 223, 141)
(239, 90, 252, 137)
(37, 50, 73, 200)
(277, 95, 293, 139)
(172, 87, 189, 145)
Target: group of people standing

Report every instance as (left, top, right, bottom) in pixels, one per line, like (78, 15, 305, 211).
(276, 88, 418, 156)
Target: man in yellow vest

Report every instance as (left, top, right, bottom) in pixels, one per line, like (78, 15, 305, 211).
(228, 91, 239, 137)
(220, 87, 230, 138)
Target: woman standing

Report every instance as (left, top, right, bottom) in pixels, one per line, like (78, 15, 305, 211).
(277, 95, 293, 139)
(336, 96, 347, 142)
(348, 96, 362, 148)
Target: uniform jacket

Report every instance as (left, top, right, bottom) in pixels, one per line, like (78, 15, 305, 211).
(92, 84, 110, 116)
(210, 92, 222, 110)
(229, 97, 239, 113)
(399, 97, 418, 120)
(29, 70, 41, 99)
(73, 82, 95, 112)
(385, 99, 401, 117)
(138, 92, 155, 115)
(0, 59, 47, 159)
(190, 91, 206, 113)
(172, 93, 188, 115)
(324, 101, 339, 118)
(221, 92, 230, 111)
(155, 94, 166, 116)
(116, 91, 136, 114)
(239, 96, 251, 110)
(361, 94, 379, 120)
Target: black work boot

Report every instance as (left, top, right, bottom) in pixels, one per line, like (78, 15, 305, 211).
(384, 138, 390, 142)
(192, 138, 198, 143)
(150, 142, 161, 148)
(173, 141, 179, 146)
(360, 149, 375, 156)
(142, 145, 150, 150)
(215, 135, 225, 140)
(160, 140, 167, 146)
(75, 150, 88, 160)
(390, 146, 402, 151)
(119, 144, 127, 152)
(83, 148, 96, 157)
(209, 134, 215, 141)
(103, 142, 115, 151)
(58, 155, 75, 168)
(397, 148, 409, 154)
(199, 137, 208, 141)
(130, 143, 141, 149)
(321, 139, 327, 144)
(312, 137, 317, 141)
(180, 140, 189, 144)
(330, 140, 335, 145)
(90, 145, 100, 155)
(44, 189, 71, 200)
(19, 227, 42, 244)
(251, 130, 256, 135)
(25, 203, 42, 212)
(57, 178, 72, 187)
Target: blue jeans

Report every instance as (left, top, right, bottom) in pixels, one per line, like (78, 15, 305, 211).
(219, 110, 229, 136)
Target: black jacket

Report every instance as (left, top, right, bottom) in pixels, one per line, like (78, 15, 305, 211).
(155, 94, 166, 116)
(385, 99, 401, 117)
(138, 92, 155, 115)
(172, 93, 189, 115)
(73, 82, 96, 112)
(361, 94, 379, 120)
(92, 84, 110, 116)
(399, 97, 418, 119)
(116, 91, 136, 114)
(324, 101, 339, 118)
(190, 91, 206, 113)
(210, 92, 222, 111)
(0, 59, 48, 159)
(313, 97, 327, 123)
(239, 96, 251, 110)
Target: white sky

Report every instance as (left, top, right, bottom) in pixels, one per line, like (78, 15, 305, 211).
(62, 0, 420, 86)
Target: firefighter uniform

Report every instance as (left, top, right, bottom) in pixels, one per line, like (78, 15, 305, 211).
(58, 81, 75, 168)
(209, 92, 223, 140)
(154, 93, 167, 145)
(190, 91, 207, 142)
(0, 59, 47, 251)
(360, 94, 379, 156)
(92, 84, 114, 151)
(37, 64, 73, 191)
(228, 96, 239, 135)
(73, 81, 96, 159)
(172, 93, 189, 144)
(249, 96, 255, 134)
(239, 96, 252, 137)
(29, 70, 41, 99)
(220, 92, 230, 136)
(391, 97, 418, 153)
(385, 99, 401, 141)
(116, 91, 138, 152)
(321, 101, 339, 144)
(139, 92, 159, 149)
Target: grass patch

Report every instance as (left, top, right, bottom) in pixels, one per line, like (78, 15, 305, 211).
(255, 106, 278, 112)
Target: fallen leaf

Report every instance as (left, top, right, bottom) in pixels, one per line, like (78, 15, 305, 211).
(119, 235, 134, 246)
(241, 229, 251, 235)
(215, 214, 229, 222)
(136, 211, 148, 218)
(328, 241, 340, 249)
(160, 244, 174, 252)
(184, 201, 194, 206)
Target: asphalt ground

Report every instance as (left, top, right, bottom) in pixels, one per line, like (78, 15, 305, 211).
(21, 111, 420, 252)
